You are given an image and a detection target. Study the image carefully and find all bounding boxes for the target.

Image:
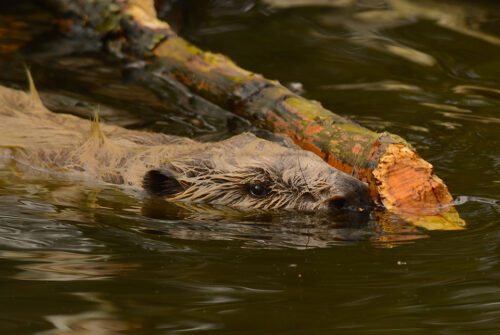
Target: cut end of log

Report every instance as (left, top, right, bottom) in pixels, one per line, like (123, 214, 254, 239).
(124, 0, 171, 30)
(373, 144, 465, 230)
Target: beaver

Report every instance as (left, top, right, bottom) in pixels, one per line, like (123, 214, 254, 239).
(0, 75, 371, 213)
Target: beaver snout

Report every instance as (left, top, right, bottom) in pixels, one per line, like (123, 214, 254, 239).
(326, 177, 372, 213)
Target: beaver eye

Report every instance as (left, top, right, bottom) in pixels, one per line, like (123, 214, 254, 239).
(248, 183, 271, 198)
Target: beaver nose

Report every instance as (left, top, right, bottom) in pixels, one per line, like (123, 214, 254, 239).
(327, 179, 372, 213)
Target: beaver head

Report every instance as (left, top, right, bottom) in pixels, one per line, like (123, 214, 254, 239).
(142, 133, 371, 213)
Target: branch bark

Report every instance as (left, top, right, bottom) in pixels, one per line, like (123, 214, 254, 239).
(42, 0, 464, 229)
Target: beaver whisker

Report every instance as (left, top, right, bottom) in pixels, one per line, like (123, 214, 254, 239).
(264, 196, 283, 209)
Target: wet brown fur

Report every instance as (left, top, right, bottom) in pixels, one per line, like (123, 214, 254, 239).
(0, 76, 370, 212)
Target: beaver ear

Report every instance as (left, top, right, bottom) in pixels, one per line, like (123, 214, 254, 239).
(143, 169, 184, 197)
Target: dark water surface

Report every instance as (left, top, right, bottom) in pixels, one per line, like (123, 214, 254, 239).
(0, 0, 499, 334)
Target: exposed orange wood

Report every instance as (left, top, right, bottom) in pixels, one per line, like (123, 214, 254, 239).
(373, 144, 464, 229)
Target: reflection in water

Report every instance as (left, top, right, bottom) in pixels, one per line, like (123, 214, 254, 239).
(38, 293, 140, 335)
(356, 0, 500, 45)
(373, 212, 429, 245)
(453, 85, 500, 102)
(264, 0, 499, 67)
(266, 0, 500, 43)
(421, 101, 500, 125)
(140, 198, 427, 248)
(0, 250, 138, 281)
(0, 250, 141, 334)
(322, 80, 422, 92)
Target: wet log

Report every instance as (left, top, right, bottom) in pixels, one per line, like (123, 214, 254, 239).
(42, 0, 464, 229)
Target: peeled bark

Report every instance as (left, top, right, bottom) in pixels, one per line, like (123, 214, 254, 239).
(43, 0, 464, 229)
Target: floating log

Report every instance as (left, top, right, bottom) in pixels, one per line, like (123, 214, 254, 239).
(42, 0, 464, 229)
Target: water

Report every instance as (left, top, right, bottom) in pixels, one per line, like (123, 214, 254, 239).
(0, 0, 499, 334)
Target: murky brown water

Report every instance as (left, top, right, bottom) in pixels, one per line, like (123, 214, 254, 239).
(0, 0, 499, 334)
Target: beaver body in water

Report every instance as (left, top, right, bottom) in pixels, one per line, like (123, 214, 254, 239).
(0, 78, 371, 213)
